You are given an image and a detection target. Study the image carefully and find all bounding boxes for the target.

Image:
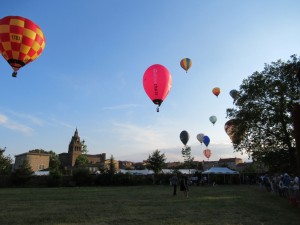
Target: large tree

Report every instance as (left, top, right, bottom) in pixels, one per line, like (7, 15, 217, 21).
(147, 149, 166, 174)
(226, 55, 300, 173)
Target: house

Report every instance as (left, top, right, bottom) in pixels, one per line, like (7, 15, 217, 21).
(218, 157, 243, 170)
(202, 160, 219, 171)
(119, 161, 134, 170)
(14, 151, 50, 172)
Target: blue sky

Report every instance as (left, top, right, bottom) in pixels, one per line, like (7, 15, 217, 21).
(1, 0, 300, 163)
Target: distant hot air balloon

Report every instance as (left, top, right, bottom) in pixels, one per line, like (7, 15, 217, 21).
(203, 135, 210, 147)
(180, 130, 189, 146)
(180, 58, 192, 73)
(203, 149, 212, 160)
(212, 87, 220, 97)
(196, 133, 205, 145)
(229, 89, 239, 100)
(209, 116, 217, 125)
(0, 16, 46, 77)
(143, 64, 172, 112)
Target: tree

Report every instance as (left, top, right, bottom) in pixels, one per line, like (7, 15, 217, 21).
(226, 55, 300, 173)
(0, 147, 12, 175)
(48, 151, 61, 172)
(181, 146, 195, 169)
(75, 140, 89, 167)
(147, 149, 166, 174)
(12, 159, 33, 186)
(75, 155, 89, 167)
(107, 155, 116, 176)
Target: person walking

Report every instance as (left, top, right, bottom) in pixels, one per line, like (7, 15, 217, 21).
(180, 175, 189, 198)
(170, 173, 178, 196)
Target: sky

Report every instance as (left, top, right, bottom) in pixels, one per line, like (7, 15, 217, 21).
(1, 0, 300, 163)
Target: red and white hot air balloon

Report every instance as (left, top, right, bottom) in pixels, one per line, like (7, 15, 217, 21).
(143, 64, 172, 112)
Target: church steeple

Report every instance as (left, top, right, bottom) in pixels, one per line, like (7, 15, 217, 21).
(68, 128, 82, 166)
(74, 127, 78, 137)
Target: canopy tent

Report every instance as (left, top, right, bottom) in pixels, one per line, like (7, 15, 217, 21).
(202, 167, 239, 174)
(202, 167, 239, 185)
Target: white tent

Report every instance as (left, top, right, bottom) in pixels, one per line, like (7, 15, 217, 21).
(202, 167, 239, 174)
(202, 167, 239, 185)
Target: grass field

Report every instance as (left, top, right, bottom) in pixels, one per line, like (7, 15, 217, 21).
(0, 185, 299, 225)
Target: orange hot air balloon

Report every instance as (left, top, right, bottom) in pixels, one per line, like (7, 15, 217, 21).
(0, 16, 46, 77)
(143, 64, 172, 112)
(212, 87, 220, 97)
(203, 149, 212, 160)
(180, 58, 192, 73)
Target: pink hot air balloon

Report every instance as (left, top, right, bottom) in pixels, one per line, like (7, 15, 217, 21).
(143, 64, 172, 112)
(203, 149, 212, 160)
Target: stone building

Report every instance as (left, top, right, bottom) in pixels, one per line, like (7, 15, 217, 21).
(218, 157, 243, 170)
(14, 152, 50, 172)
(59, 128, 106, 171)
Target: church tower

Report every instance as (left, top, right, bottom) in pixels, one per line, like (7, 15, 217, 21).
(68, 128, 82, 166)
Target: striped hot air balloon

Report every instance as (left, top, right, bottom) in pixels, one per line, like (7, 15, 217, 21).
(180, 58, 192, 73)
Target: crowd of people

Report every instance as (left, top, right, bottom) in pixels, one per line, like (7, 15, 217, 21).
(259, 173, 299, 206)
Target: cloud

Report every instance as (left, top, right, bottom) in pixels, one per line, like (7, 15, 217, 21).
(7, 110, 44, 126)
(111, 122, 172, 150)
(0, 113, 33, 134)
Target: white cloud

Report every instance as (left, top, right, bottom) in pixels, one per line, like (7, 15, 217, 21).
(8, 110, 44, 126)
(111, 122, 172, 150)
(0, 113, 33, 134)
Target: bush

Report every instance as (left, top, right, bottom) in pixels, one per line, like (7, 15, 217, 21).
(72, 168, 92, 186)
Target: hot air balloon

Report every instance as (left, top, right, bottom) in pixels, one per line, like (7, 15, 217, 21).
(143, 64, 172, 112)
(180, 130, 189, 146)
(196, 133, 205, 145)
(203, 149, 212, 160)
(0, 16, 46, 77)
(224, 119, 243, 144)
(229, 89, 239, 100)
(209, 116, 217, 125)
(203, 135, 210, 147)
(212, 87, 220, 97)
(180, 58, 192, 73)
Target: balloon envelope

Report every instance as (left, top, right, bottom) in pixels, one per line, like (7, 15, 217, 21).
(229, 89, 239, 99)
(180, 58, 192, 73)
(224, 119, 241, 144)
(212, 87, 220, 97)
(203, 149, 212, 160)
(0, 16, 46, 77)
(203, 135, 210, 147)
(180, 130, 189, 146)
(209, 116, 217, 125)
(143, 64, 172, 111)
(196, 133, 205, 144)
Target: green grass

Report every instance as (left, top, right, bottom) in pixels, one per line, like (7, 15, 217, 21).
(0, 185, 299, 225)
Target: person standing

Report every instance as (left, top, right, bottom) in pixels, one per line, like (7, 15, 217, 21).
(180, 175, 189, 198)
(170, 173, 178, 196)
